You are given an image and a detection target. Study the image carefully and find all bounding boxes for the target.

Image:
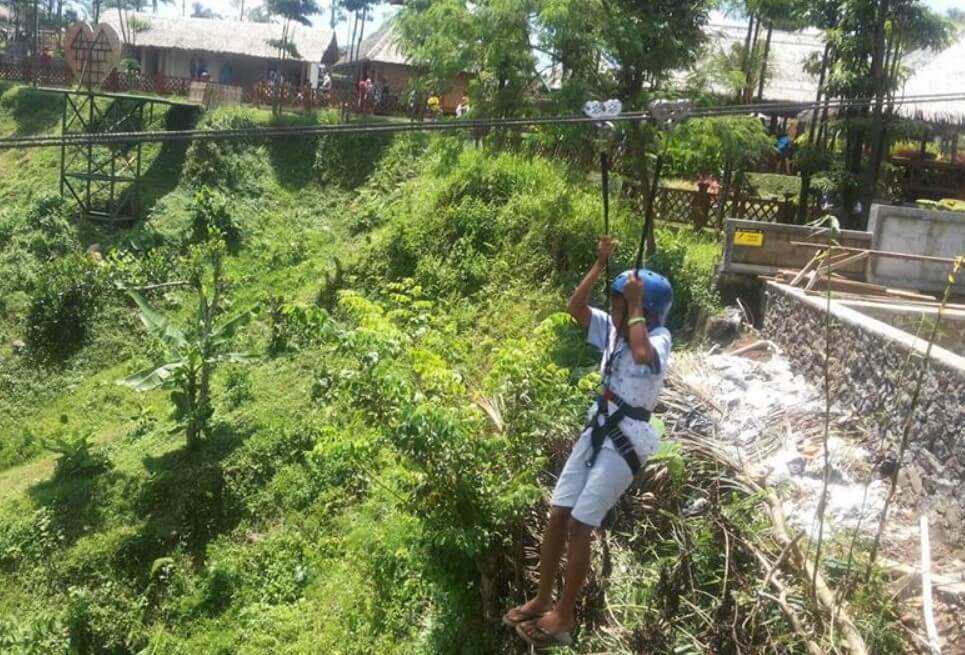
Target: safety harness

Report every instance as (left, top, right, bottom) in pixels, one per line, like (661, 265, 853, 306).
(584, 387, 651, 475)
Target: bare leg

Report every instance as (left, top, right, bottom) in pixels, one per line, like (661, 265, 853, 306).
(519, 517, 594, 637)
(507, 505, 570, 619)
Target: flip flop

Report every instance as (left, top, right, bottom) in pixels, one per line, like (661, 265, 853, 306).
(501, 606, 547, 627)
(515, 620, 574, 649)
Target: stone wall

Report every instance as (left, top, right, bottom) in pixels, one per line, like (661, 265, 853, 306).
(762, 282, 965, 519)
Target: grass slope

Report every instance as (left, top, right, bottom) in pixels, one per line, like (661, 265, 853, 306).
(0, 89, 902, 655)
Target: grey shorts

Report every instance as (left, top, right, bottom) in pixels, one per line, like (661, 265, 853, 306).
(550, 431, 637, 528)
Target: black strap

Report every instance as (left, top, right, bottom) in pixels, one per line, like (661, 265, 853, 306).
(584, 391, 649, 475)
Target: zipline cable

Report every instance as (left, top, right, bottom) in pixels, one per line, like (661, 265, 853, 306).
(0, 92, 963, 150)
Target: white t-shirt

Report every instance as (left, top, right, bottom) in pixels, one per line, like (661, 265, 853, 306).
(584, 307, 672, 457)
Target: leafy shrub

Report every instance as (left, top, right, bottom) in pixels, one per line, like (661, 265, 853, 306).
(374, 147, 600, 297)
(267, 297, 332, 354)
(104, 246, 178, 291)
(222, 422, 319, 513)
(0, 609, 70, 654)
(189, 187, 241, 250)
(65, 580, 149, 653)
(747, 173, 800, 199)
(205, 530, 311, 607)
(23, 194, 76, 259)
(666, 116, 773, 178)
(44, 427, 111, 479)
(182, 108, 270, 192)
(220, 363, 253, 409)
(313, 113, 395, 188)
(25, 253, 106, 361)
(0, 85, 63, 135)
(0, 505, 65, 569)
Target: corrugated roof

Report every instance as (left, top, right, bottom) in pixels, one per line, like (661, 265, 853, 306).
(334, 19, 407, 67)
(102, 12, 338, 64)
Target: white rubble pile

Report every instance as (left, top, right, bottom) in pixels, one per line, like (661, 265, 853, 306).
(684, 350, 910, 541)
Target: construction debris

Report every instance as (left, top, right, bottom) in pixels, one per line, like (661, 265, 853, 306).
(764, 244, 954, 307)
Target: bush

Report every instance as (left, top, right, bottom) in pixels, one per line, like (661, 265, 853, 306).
(313, 113, 395, 188)
(182, 108, 271, 192)
(189, 187, 241, 250)
(647, 229, 721, 334)
(25, 254, 106, 361)
(44, 427, 111, 479)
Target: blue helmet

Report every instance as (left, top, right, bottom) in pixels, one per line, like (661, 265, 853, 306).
(611, 268, 674, 327)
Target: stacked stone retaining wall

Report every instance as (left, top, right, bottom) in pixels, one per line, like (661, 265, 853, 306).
(762, 282, 965, 524)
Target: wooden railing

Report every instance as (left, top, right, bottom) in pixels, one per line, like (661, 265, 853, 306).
(104, 71, 192, 98)
(646, 184, 822, 229)
(891, 157, 965, 201)
(0, 63, 418, 117)
(242, 82, 412, 116)
(0, 60, 72, 87)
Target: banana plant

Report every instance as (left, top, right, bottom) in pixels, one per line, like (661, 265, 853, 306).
(121, 256, 253, 449)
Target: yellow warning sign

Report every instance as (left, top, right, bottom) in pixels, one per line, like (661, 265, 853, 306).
(734, 229, 764, 247)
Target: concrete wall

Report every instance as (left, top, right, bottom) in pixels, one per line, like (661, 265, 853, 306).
(762, 282, 965, 520)
(867, 203, 965, 296)
(840, 301, 965, 357)
(720, 218, 872, 278)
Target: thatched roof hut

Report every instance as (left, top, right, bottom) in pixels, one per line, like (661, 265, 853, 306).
(335, 20, 407, 68)
(697, 23, 825, 104)
(898, 33, 965, 126)
(334, 20, 470, 113)
(103, 13, 338, 64)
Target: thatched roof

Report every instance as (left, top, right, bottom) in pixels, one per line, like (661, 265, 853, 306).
(102, 13, 338, 64)
(334, 19, 407, 68)
(697, 23, 825, 104)
(898, 33, 965, 126)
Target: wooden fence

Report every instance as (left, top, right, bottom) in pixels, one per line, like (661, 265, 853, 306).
(0, 62, 417, 117)
(891, 157, 965, 201)
(649, 184, 822, 229)
(104, 71, 192, 98)
(0, 60, 72, 87)
(242, 82, 410, 116)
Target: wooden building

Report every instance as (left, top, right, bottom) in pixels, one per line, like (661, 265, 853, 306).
(103, 13, 338, 89)
(333, 20, 470, 113)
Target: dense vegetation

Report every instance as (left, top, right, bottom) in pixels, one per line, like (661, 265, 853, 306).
(0, 91, 730, 653)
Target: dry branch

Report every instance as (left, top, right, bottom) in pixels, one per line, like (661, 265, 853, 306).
(763, 487, 870, 655)
(920, 515, 942, 655)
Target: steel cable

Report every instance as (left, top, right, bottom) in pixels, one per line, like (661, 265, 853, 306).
(0, 92, 963, 150)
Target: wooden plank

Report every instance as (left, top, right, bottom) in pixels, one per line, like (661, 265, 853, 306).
(885, 288, 938, 302)
(815, 251, 871, 276)
(800, 288, 965, 310)
(808, 276, 892, 295)
(790, 241, 960, 265)
(789, 252, 823, 286)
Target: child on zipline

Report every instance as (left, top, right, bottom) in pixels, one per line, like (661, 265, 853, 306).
(503, 235, 674, 649)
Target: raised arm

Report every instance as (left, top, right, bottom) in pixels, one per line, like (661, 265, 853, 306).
(567, 236, 617, 330)
(623, 274, 657, 366)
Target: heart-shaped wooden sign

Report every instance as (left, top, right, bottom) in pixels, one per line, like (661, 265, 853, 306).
(64, 22, 123, 87)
